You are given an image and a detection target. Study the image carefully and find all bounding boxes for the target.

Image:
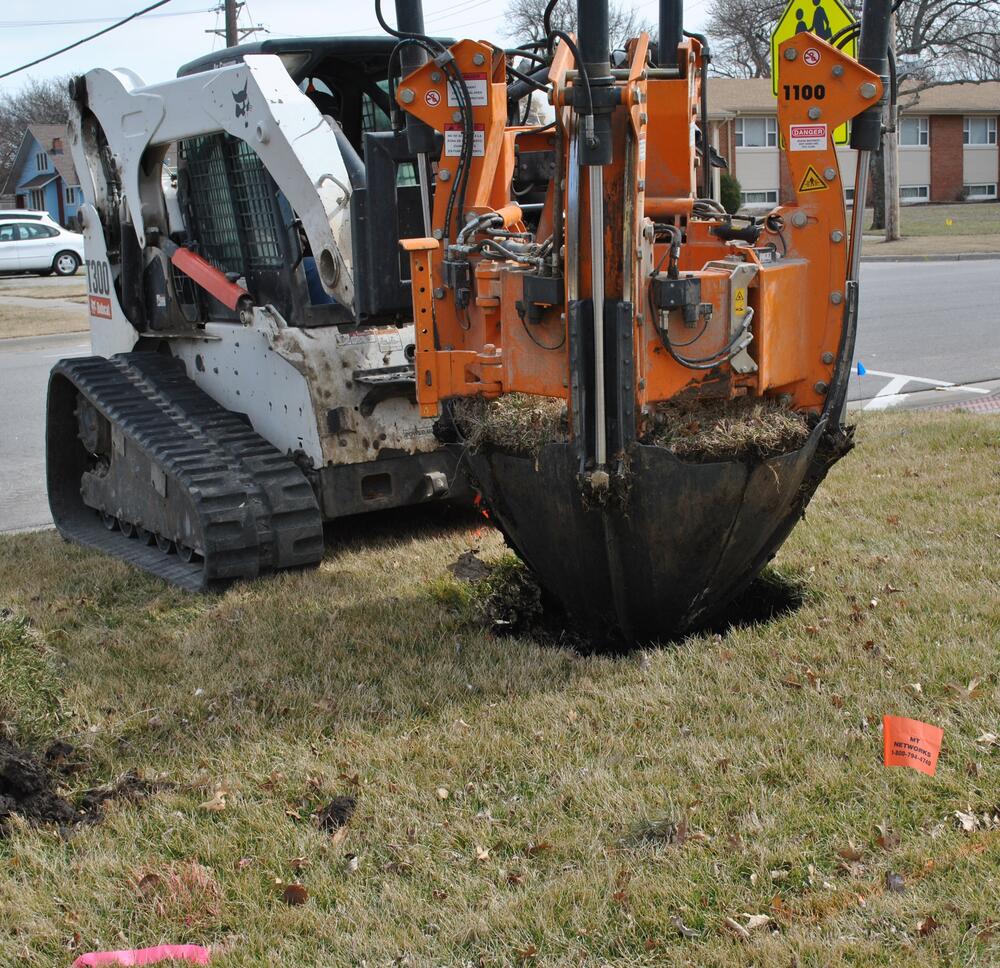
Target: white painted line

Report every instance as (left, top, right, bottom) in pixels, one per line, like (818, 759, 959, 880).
(860, 369, 992, 410)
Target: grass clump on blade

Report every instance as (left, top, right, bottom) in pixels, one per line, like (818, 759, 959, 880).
(452, 393, 567, 457)
(642, 396, 811, 462)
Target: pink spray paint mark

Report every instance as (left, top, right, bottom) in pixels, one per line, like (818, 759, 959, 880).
(72, 944, 211, 966)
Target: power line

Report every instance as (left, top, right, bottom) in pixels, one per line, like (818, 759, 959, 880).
(0, 0, 175, 81)
(0, 7, 211, 28)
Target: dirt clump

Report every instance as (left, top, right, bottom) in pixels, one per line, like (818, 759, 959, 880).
(317, 795, 356, 832)
(452, 393, 567, 457)
(448, 549, 491, 583)
(0, 738, 157, 835)
(0, 738, 77, 831)
(641, 397, 811, 462)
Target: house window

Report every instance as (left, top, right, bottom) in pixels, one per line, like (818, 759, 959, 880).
(740, 190, 778, 205)
(735, 117, 777, 148)
(65, 186, 79, 205)
(900, 116, 928, 146)
(29, 189, 45, 210)
(963, 117, 997, 145)
(965, 183, 997, 200)
(35, 152, 49, 171)
(900, 185, 929, 203)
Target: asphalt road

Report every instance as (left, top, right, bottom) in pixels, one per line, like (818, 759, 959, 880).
(0, 260, 997, 533)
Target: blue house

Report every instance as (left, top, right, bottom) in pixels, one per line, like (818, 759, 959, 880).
(2, 123, 82, 227)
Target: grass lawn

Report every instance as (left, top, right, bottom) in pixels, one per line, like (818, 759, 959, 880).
(865, 202, 1000, 238)
(1, 412, 998, 966)
(0, 303, 88, 340)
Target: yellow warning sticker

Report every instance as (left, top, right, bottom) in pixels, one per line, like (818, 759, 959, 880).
(798, 165, 828, 193)
(734, 287, 747, 314)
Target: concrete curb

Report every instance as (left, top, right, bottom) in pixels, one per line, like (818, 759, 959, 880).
(861, 252, 1000, 263)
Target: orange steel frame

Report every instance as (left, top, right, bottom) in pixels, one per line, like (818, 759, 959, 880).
(398, 32, 882, 423)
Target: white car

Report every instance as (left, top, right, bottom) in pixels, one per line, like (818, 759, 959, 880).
(0, 215, 85, 276)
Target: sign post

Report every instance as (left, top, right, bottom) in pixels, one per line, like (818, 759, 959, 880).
(771, 0, 858, 144)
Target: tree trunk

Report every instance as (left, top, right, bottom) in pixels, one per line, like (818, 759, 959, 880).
(883, 19, 900, 242)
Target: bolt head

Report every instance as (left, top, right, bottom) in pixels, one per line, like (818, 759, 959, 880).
(830, 230, 844, 243)
(808, 107, 821, 120)
(430, 71, 441, 83)
(814, 381, 829, 395)
(438, 169, 451, 182)
(784, 48, 797, 61)
(433, 287, 445, 299)
(791, 211, 808, 228)
(860, 81, 877, 99)
(821, 351, 835, 364)
(399, 87, 415, 104)
(472, 52, 486, 66)
(832, 64, 845, 77)
(452, 110, 462, 122)
(824, 167, 837, 180)
(432, 228, 444, 240)
(830, 291, 843, 305)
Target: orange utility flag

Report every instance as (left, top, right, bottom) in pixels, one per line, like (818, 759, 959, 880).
(883, 716, 943, 776)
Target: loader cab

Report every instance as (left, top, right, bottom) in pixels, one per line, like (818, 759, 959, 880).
(177, 38, 449, 327)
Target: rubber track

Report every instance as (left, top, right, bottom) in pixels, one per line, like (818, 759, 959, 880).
(47, 352, 323, 591)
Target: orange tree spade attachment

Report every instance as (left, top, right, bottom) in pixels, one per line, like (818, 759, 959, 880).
(391, 0, 892, 643)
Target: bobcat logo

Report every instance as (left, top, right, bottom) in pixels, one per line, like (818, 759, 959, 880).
(232, 80, 251, 126)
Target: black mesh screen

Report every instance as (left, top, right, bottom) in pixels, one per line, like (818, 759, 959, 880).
(180, 134, 283, 275)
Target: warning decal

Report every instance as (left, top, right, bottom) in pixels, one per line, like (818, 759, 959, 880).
(733, 288, 747, 314)
(447, 72, 488, 107)
(89, 295, 113, 319)
(798, 165, 828, 193)
(789, 123, 827, 151)
(444, 123, 485, 157)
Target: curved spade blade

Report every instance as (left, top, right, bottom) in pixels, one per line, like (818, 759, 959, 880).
(467, 419, 849, 643)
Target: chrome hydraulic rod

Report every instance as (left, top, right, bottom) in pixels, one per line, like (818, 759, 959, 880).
(416, 151, 432, 236)
(589, 165, 607, 468)
(846, 150, 871, 280)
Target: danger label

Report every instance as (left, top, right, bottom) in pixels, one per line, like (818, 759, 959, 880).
(89, 294, 113, 319)
(444, 123, 485, 157)
(803, 47, 821, 66)
(733, 288, 747, 314)
(789, 123, 827, 151)
(798, 165, 828, 193)
(447, 72, 488, 107)
(883, 716, 943, 776)
(425, 89, 441, 107)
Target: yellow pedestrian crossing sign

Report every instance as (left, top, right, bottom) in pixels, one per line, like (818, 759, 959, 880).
(771, 0, 857, 144)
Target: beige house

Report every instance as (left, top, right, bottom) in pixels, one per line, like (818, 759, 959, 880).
(707, 78, 1000, 206)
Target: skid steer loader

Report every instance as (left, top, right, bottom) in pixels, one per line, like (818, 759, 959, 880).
(49, 0, 891, 641)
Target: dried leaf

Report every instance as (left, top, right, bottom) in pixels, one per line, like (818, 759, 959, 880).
(525, 841, 552, 857)
(474, 845, 490, 862)
(947, 679, 981, 700)
(329, 826, 349, 849)
(876, 823, 900, 850)
(282, 882, 309, 906)
(955, 810, 979, 832)
(743, 913, 772, 932)
(507, 872, 525, 886)
(345, 854, 359, 873)
(436, 787, 450, 800)
(723, 916, 751, 940)
(515, 944, 538, 961)
(288, 856, 309, 871)
(432, 888, 448, 899)
(565, 709, 579, 725)
(917, 915, 940, 937)
(975, 732, 999, 748)
(198, 790, 227, 813)
(837, 845, 863, 862)
(671, 916, 699, 939)
(135, 873, 162, 897)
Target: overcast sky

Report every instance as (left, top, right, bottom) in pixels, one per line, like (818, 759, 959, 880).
(0, 0, 710, 97)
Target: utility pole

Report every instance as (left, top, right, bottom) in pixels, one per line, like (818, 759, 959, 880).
(206, 0, 267, 47)
(225, 0, 238, 47)
(883, 16, 900, 242)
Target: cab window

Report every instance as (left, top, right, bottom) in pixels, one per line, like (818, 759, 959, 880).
(0, 224, 16, 242)
(20, 223, 58, 238)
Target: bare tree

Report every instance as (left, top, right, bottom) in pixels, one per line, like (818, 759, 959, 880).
(0, 77, 71, 191)
(706, 0, 1000, 81)
(503, 0, 655, 48)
